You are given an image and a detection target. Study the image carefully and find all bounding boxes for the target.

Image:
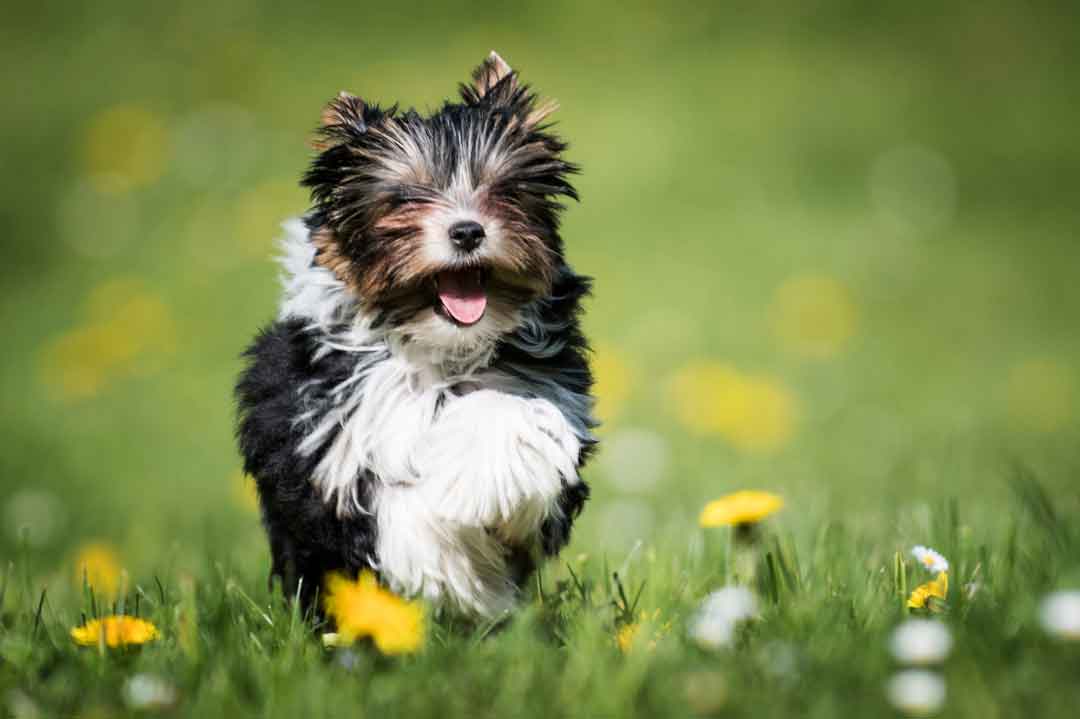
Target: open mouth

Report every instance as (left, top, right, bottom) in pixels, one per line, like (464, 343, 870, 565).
(434, 267, 489, 326)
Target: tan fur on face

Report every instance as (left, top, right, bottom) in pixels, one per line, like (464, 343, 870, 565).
(312, 226, 361, 291)
(305, 51, 570, 321)
(480, 196, 557, 289)
(359, 208, 431, 299)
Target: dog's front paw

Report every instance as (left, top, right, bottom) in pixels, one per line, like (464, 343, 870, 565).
(412, 390, 581, 533)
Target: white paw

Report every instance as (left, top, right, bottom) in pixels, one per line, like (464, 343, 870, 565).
(411, 390, 581, 533)
(374, 485, 517, 617)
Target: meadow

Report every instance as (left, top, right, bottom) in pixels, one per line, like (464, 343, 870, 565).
(2, 2, 1080, 717)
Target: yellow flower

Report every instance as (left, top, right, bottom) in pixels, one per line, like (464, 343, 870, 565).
(73, 543, 123, 597)
(616, 609, 670, 653)
(668, 362, 796, 453)
(616, 622, 640, 653)
(233, 180, 307, 257)
(323, 571, 425, 655)
(700, 491, 784, 528)
(907, 572, 949, 610)
(71, 616, 159, 647)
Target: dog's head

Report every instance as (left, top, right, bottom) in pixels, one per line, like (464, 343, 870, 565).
(302, 52, 578, 364)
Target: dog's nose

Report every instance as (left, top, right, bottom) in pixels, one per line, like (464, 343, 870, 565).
(448, 220, 485, 252)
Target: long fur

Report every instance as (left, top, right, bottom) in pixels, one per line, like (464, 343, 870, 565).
(236, 53, 595, 618)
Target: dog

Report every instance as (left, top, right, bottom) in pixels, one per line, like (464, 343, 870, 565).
(235, 52, 596, 618)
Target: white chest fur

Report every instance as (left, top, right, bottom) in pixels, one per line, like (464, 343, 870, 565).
(275, 220, 587, 616)
(305, 355, 582, 616)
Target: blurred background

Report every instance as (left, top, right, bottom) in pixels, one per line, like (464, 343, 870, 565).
(2, 1, 1078, 582)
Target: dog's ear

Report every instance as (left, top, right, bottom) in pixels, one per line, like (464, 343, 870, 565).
(311, 91, 388, 150)
(460, 51, 559, 127)
(463, 51, 517, 103)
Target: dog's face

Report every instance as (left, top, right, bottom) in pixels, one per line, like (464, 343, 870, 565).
(303, 52, 577, 362)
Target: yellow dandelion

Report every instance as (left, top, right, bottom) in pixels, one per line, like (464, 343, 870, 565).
(616, 622, 640, 653)
(771, 274, 857, 359)
(668, 362, 796, 453)
(71, 616, 159, 647)
(323, 571, 424, 655)
(73, 543, 123, 597)
(616, 609, 670, 654)
(83, 105, 170, 194)
(700, 490, 784, 528)
(908, 572, 949, 611)
(1006, 358, 1075, 433)
(592, 343, 632, 425)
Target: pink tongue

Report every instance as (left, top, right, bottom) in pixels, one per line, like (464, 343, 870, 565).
(437, 270, 487, 325)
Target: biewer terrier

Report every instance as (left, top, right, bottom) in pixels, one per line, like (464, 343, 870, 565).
(236, 52, 596, 618)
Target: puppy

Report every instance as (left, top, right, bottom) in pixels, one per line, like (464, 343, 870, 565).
(236, 52, 595, 618)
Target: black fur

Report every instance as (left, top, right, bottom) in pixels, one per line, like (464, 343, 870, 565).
(497, 266, 596, 555)
(235, 319, 379, 608)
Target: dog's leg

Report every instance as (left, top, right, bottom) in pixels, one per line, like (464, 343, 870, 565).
(373, 483, 517, 617)
(540, 482, 590, 556)
(236, 318, 377, 612)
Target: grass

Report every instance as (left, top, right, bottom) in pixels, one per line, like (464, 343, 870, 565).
(2, 1, 1080, 716)
(3, 470, 1080, 717)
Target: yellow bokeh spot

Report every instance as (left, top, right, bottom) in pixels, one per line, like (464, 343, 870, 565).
(592, 343, 632, 425)
(84, 105, 170, 194)
(669, 362, 796, 453)
(39, 278, 177, 400)
(234, 180, 307, 256)
(84, 277, 148, 321)
(1006, 358, 1075, 433)
(771, 274, 857, 359)
(73, 542, 123, 597)
(232, 470, 259, 513)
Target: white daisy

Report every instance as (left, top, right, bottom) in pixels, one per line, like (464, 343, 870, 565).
(688, 586, 757, 650)
(889, 619, 953, 665)
(1039, 590, 1080, 640)
(886, 669, 946, 716)
(911, 545, 949, 574)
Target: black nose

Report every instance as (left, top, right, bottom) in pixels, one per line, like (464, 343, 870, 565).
(448, 220, 485, 252)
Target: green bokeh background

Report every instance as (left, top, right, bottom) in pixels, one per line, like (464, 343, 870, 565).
(2, 1, 1078, 575)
